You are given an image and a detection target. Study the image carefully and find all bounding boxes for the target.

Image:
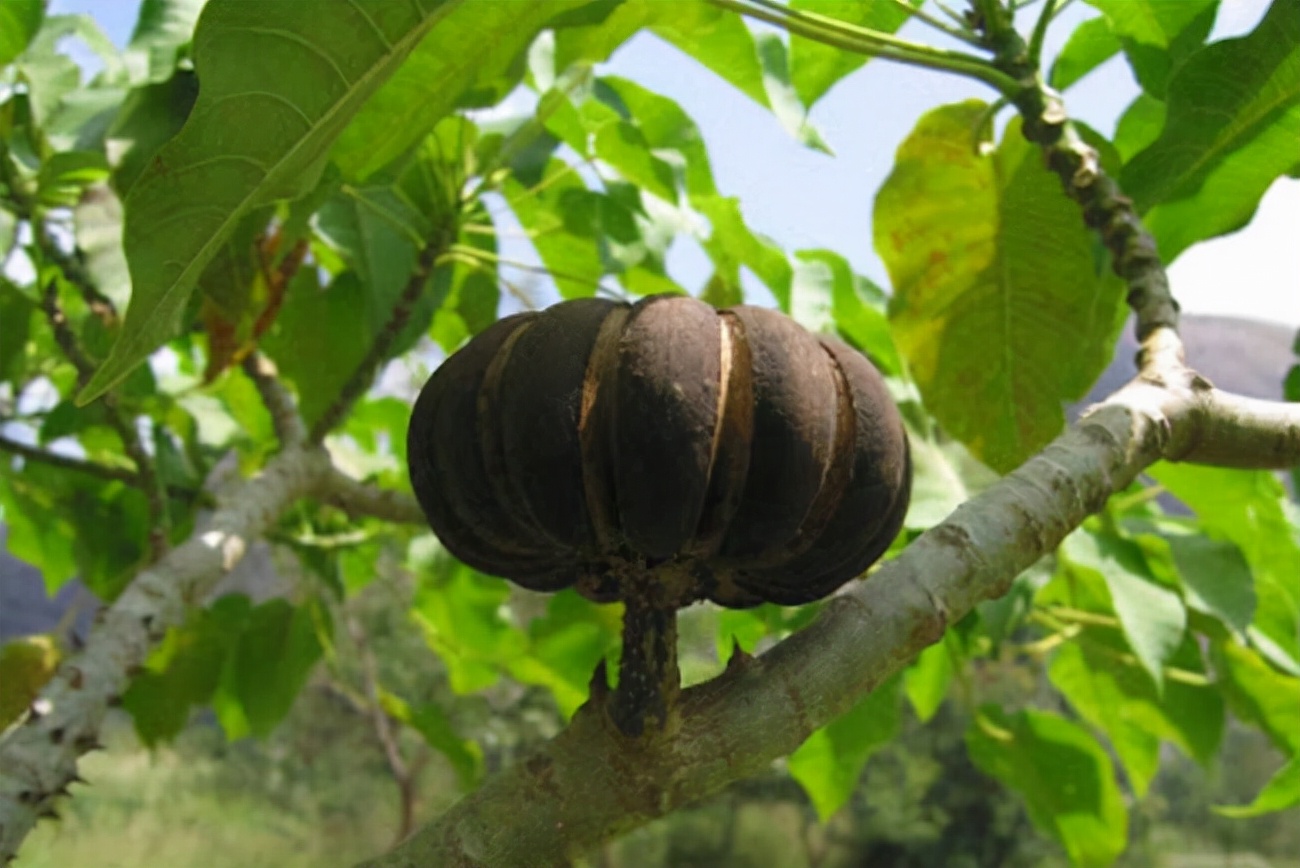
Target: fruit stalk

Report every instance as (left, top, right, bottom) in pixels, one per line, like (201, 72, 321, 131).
(610, 584, 681, 739)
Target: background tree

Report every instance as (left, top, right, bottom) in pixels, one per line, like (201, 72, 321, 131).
(1, 0, 1298, 866)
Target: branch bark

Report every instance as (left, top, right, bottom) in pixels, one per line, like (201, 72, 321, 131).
(362, 370, 1298, 868)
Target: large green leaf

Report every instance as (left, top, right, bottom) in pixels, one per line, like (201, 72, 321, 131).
(331, 0, 595, 181)
(1084, 0, 1218, 98)
(966, 707, 1127, 868)
(788, 674, 901, 821)
(78, 0, 451, 404)
(227, 598, 326, 737)
(788, 0, 914, 108)
(0, 0, 43, 67)
(1062, 526, 1187, 691)
(1121, 0, 1300, 262)
(876, 103, 1126, 472)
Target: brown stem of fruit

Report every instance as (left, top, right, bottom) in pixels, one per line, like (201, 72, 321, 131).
(610, 587, 680, 739)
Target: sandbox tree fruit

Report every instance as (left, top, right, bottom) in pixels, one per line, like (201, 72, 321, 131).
(407, 294, 912, 735)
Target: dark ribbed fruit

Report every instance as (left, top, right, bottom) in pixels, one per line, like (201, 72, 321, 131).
(407, 294, 911, 608)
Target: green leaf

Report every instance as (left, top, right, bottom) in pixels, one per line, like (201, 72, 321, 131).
(753, 31, 831, 154)
(876, 103, 1126, 472)
(78, 0, 452, 404)
(0, 0, 43, 67)
(1084, 0, 1218, 98)
(1121, 0, 1300, 263)
(332, 0, 592, 181)
(805, 250, 901, 376)
(409, 538, 526, 694)
(315, 186, 421, 306)
(226, 598, 326, 737)
(904, 636, 955, 723)
(788, 674, 901, 821)
(788, 0, 913, 108)
(593, 120, 679, 203)
(966, 707, 1127, 868)
(1150, 463, 1300, 673)
(0, 472, 79, 593)
(36, 150, 110, 207)
(1214, 640, 1300, 754)
(74, 185, 132, 311)
(598, 76, 718, 199)
(1112, 91, 1165, 163)
(261, 269, 372, 430)
(503, 157, 604, 298)
(651, 3, 768, 106)
(1215, 755, 1300, 817)
(697, 195, 792, 309)
(105, 68, 199, 196)
(391, 694, 483, 790)
(0, 281, 36, 379)
(1062, 526, 1187, 691)
(1050, 635, 1223, 797)
(125, 0, 206, 83)
(509, 590, 621, 718)
(1050, 15, 1123, 91)
(122, 594, 252, 745)
(977, 558, 1051, 647)
(1162, 529, 1256, 635)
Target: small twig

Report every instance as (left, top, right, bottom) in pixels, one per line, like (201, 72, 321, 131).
(241, 352, 305, 446)
(1027, 0, 1058, 65)
(445, 245, 621, 298)
(710, 0, 1019, 95)
(0, 432, 137, 485)
(37, 262, 169, 557)
(889, 0, 988, 48)
(308, 231, 452, 443)
(346, 614, 419, 846)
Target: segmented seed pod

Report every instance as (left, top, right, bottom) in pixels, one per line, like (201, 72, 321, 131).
(407, 294, 911, 608)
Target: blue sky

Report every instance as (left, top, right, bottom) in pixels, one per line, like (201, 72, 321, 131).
(51, 0, 1300, 328)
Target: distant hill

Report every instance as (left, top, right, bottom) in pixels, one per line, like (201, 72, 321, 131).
(2, 315, 1296, 642)
(1077, 315, 1295, 412)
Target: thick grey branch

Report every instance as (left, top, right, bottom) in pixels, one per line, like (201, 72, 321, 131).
(358, 368, 1257, 867)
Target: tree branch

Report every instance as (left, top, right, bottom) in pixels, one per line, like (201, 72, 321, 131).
(317, 468, 427, 525)
(0, 446, 341, 860)
(241, 352, 305, 446)
(360, 369, 1264, 867)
